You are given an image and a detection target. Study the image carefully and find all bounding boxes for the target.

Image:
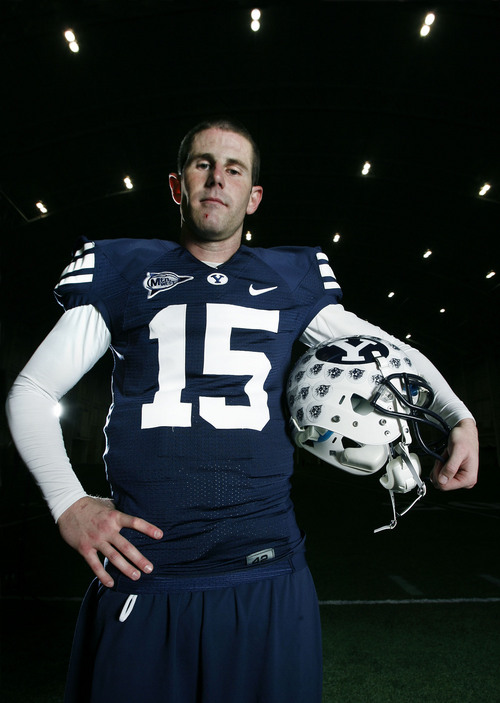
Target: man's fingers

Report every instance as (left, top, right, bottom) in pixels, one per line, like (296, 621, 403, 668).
(100, 543, 144, 581)
(431, 455, 477, 491)
(82, 536, 155, 587)
(112, 533, 156, 575)
(118, 513, 163, 541)
(87, 517, 162, 583)
(82, 549, 115, 588)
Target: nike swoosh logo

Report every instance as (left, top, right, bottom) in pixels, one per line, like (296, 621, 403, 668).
(249, 284, 278, 296)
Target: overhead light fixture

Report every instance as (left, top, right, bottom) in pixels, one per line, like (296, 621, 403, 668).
(423, 249, 432, 259)
(361, 161, 371, 176)
(251, 8, 261, 31)
(420, 13, 435, 37)
(64, 28, 79, 52)
(479, 183, 491, 196)
(245, 231, 252, 241)
(388, 291, 395, 298)
(124, 176, 133, 190)
(486, 270, 496, 279)
(36, 201, 48, 214)
(405, 333, 412, 339)
(439, 308, 446, 314)
(333, 233, 340, 243)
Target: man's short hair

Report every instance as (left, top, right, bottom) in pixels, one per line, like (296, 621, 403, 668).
(177, 117, 261, 186)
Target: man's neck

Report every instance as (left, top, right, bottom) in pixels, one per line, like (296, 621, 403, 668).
(180, 227, 242, 264)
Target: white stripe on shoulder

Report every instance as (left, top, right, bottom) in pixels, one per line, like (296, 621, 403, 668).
(55, 242, 96, 288)
(319, 262, 335, 279)
(316, 252, 340, 290)
(73, 241, 95, 258)
(55, 273, 93, 287)
(316, 252, 329, 262)
(59, 253, 95, 278)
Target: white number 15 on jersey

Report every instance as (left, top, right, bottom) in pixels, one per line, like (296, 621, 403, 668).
(141, 303, 279, 431)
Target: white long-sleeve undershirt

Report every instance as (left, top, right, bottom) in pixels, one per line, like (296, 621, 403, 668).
(6, 305, 111, 521)
(6, 303, 473, 522)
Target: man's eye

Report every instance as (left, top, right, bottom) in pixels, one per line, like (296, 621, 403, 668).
(197, 162, 210, 170)
(228, 168, 241, 176)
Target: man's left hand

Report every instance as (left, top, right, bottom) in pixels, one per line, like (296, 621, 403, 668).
(431, 417, 479, 491)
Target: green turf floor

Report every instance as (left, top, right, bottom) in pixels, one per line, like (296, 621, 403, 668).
(321, 602, 500, 702)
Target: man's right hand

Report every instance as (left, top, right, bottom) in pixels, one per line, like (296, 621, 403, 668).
(57, 496, 163, 588)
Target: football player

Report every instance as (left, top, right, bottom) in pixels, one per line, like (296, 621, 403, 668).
(6, 118, 478, 703)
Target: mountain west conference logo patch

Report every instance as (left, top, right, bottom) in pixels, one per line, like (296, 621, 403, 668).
(143, 271, 193, 299)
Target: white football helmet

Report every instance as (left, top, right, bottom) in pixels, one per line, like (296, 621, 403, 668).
(287, 336, 450, 530)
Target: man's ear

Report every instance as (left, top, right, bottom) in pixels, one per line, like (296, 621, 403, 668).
(169, 173, 182, 205)
(246, 185, 263, 215)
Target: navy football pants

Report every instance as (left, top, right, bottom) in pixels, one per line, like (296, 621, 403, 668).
(64, 566, 323, 703)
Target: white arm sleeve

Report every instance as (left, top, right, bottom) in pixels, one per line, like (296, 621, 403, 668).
(300, 304, 474, 428)
(6, 305, 112, 522)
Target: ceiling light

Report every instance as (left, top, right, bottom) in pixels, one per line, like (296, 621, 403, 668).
(333, 233, 340, 243)
(423, 249, 432, 259)
(64, 29, 79, 52)
(124, 176, 133, 190)
(486, 270, 496, 279)
(405, 334, 412, 339)
(36, 201, 48, 214)
(245, 231, 252, 241)
(361, 161, 371, 176)
(388, 291, 395, 298)
(250, 10, 261, 32)
(420, 13, 435, 37)
(479, 183, 491, 196)
(439, 308, 446, 314)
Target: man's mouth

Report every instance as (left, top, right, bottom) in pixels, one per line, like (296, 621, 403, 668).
(201, 197, 226, 206)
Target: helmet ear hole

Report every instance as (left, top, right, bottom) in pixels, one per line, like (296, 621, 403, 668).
(341, 436, 361, 450)
(350, 393, 373, 416)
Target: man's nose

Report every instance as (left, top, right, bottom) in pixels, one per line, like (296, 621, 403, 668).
(206, 164, 225, 188)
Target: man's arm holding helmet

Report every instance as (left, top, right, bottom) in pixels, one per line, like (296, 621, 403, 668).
(300, 304, 478, 491)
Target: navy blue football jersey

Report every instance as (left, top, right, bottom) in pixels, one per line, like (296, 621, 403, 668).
(54, 238, 342, 577)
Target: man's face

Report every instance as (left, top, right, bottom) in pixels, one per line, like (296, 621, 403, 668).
(170, 128, 262, 243)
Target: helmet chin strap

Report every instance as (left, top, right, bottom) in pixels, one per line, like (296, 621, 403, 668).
(374, 442, 427, 533)
(290, 417, 428, 532)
